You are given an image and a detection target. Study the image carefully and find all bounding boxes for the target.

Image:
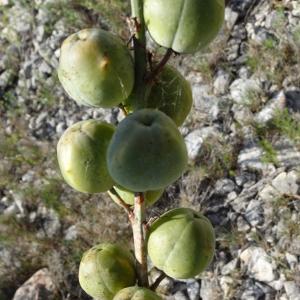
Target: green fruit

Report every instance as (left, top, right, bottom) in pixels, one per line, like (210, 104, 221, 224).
(144, 0, 225, 53)
(108, 185, 164, 206)
(57, 120, 115, 193)
(144, 65, 193, 126)
(147, 208, 215, 279)
(107, 109, 188, 192)
(58, 28, 134, 108)
(79, 243, 136, 300)
(113, 286, 162, 300)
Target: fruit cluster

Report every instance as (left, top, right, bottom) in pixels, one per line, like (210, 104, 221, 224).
(56, 0, 224, 299)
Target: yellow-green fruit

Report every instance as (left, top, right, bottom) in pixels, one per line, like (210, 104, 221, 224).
(113, 286, 162, 300)
(79, 243, 136, 300)
(144, 65, 193, 126)
(144, 0, 225, 53)
(147, 208, 215, 279)
(107, 109, 188, 192)
(58, 28, 134, 108)
(108, 186, 164, 206)
(57, 120, 115, 193)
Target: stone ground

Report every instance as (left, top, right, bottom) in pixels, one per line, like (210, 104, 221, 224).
(0, 0, 300, 299)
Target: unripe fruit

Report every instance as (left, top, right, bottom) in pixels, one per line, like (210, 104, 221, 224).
(147, 208, 215, 279)
(144, 65, 193, 126)
(108, 186, 164, 206)
(57, 120, 115, 193)
(107, 109, 188, 192)
(58, 28, 134, 108)
(79, 243, 136, 300)
(113, 286, 162, 300)
(144, 0, 225, 53)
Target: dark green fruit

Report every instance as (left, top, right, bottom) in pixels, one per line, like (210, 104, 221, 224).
(144, 65, 193, 126)
(107, 109, 188, 192)
(58, 28, 134, 108)
(147, 208, 215, 279)
(79, 243, 136, 300)
(108, 185, 164, 206)
(57, 120, 115, 193)
(113, 286, 162, 300)
(144, 0, 225, 53)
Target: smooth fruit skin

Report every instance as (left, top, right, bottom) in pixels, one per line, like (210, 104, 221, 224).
(147, 208, 215, 279)
(144, 65, 192, 126)
(58, 28, 134, 108)
(57, 120, 115, 193)
(144, 0, 225, 53)
(79, 243, 136, 300)
(113, 286, 162, 300)
(107, 109, 188, 192)
(108, 185, 164, 206)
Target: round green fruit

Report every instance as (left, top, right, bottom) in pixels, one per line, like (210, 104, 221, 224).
(108, 186, 164, 206)
(58, 28, 134, 108)
(57, 120, 115, 193)
(144, 65, 193, 126)
(144, 0, 225, 53)
(147, 208, 215, 279)
(107, 109, 188, 192)
(79, 243, 136, 300)
(113, 286, 162, 300)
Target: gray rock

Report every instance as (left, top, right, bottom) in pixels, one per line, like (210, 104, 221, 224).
(220, 276, 235, 299)
(230, 78, 262, 104)
(221, 258, 238, 276)
(200, 278, 222, 300)
(245, 199, 264, 226)
(214, 70, 231, 95)
(272, 171, 299, 195)
(240, 247, 276, 283)
(184, 127, 217, 161)
(214, 179, 236, 196)
(284, 281, 300, 300)
(232, 104, 253, 125)
(225, 7, 239, 30)
(13, 268, 57, 300)
(191, 83, 218, 113)
(64, 225, 77, 241)
(254, 91, 286, 125)
(186, 280, 200, 300)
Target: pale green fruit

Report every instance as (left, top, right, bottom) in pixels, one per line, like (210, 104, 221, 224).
(144, 65, 192, 126)
(108, 185, 164, 206)
(57, 120, 115, 193)
(144, 0, 225, 53)
(113, 286, 162, 300)
(107, 109, 188, 192)
(79, 243, 136, 300)
(58, 28, 134, 108)
(147, 208, 215, 279)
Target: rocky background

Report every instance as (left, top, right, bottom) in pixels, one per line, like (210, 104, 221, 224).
(0, 0, 300, 299)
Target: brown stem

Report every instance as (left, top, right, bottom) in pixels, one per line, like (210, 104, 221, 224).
(130, 192, 149, 287)
(150, 272, 167, 291)
(108, 188, 132, 216)
(145, 48, 173, 83)
(118, 103, 129, 116)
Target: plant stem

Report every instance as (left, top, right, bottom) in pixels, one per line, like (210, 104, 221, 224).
(108, 188, 132, 216)
(146, 48, 173, 83)
(150, 271, 167, 291)
(130, 192, 149, 287)
(129, 0, 148, 108)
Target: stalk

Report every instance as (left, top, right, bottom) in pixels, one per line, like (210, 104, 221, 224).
(129, 0, 148, 108)
(130, 193, 149, 287)
(128, 0, 149, 288)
